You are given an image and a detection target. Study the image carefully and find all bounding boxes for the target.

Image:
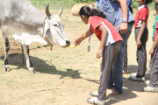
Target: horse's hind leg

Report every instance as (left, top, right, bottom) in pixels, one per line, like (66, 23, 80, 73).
(2, 26, 10, 72)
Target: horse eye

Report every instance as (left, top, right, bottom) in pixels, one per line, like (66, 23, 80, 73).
(53, 24, 58, 27)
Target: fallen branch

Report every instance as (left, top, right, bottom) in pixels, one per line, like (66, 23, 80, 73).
(35, 87, 62, 92)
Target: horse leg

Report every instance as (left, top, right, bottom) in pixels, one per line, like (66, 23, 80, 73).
(21, 45, 25, 64)
(2, 26, 10, 72)
(22, 45, 35, 74)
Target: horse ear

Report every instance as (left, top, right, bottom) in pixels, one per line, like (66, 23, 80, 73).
(58, 6, 63, 17)
(43, 19, 50, 39)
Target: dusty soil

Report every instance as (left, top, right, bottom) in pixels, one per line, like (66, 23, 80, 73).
(0, 9, 158, 105)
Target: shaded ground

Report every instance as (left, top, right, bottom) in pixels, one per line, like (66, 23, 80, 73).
(0, 9, 158, 105)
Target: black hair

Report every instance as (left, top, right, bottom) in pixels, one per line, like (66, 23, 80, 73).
(143, 0, 153, 5)
(79, 6, 106, 18)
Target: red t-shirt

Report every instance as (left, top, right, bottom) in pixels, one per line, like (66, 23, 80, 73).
(154, 22, 158, 41)
(134, 5, 149, 28)
(89, 16, 122, 46)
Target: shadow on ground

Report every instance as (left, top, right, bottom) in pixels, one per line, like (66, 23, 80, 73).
(105, 88, 137, 105)
(127, 65, 138, 74)
(84, 64, 149, 105)
(0, 53, 81, 79)
(0, 53, 148, 105)
(125, 64, 149, 91)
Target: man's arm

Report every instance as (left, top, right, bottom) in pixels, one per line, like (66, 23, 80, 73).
(116, 0, 128, 34)
(116, 0, 128, 21)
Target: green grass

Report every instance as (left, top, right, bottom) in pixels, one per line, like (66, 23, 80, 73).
(30, 0, 96, 9)
(132, 0, 155, 9)
(31, 0, 155, 10)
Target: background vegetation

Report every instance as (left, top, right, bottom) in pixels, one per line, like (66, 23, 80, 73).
(30, 0, 155, 10)
(30, 0, 96, 9)
(132, 0, 155, 9)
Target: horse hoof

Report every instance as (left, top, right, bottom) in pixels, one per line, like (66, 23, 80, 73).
(7, 68, 11, 72)
(28, 67, 35, 74)
(3, 66, 10, 72)
(29, 70, 36, 74)
(3, 67, 7, 72)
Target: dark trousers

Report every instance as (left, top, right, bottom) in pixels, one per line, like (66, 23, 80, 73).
(135, 27, 148, 78)
(149, 47, 158, 87)
(97, 41, 121, 101)
(123, 45, 128, 71)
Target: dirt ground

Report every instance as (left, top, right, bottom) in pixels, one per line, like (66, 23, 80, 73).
(0, 9, 158, 105)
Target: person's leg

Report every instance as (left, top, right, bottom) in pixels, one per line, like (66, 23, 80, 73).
(123, 22, 134, 73)
(130, 27, 148, 81)
(88, 41, 121, 104)
(108, 22, 133, 94)
(107, 49, 123, 95)
(123, 45, 128, 73)
(108, 66, 114, 89)
(149, 48, 158, 87)
(149, 56, 153, 72)
(137, 27, 148, 77)
(135, 27, 140, 71)
(98, 41, 121, 100)
(109, 42, 125, 94)
(136, 43, 147, 77)
(143, 48, 158, 92)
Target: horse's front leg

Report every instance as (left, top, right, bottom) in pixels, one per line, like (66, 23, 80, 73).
(22, 45, 35, 74)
